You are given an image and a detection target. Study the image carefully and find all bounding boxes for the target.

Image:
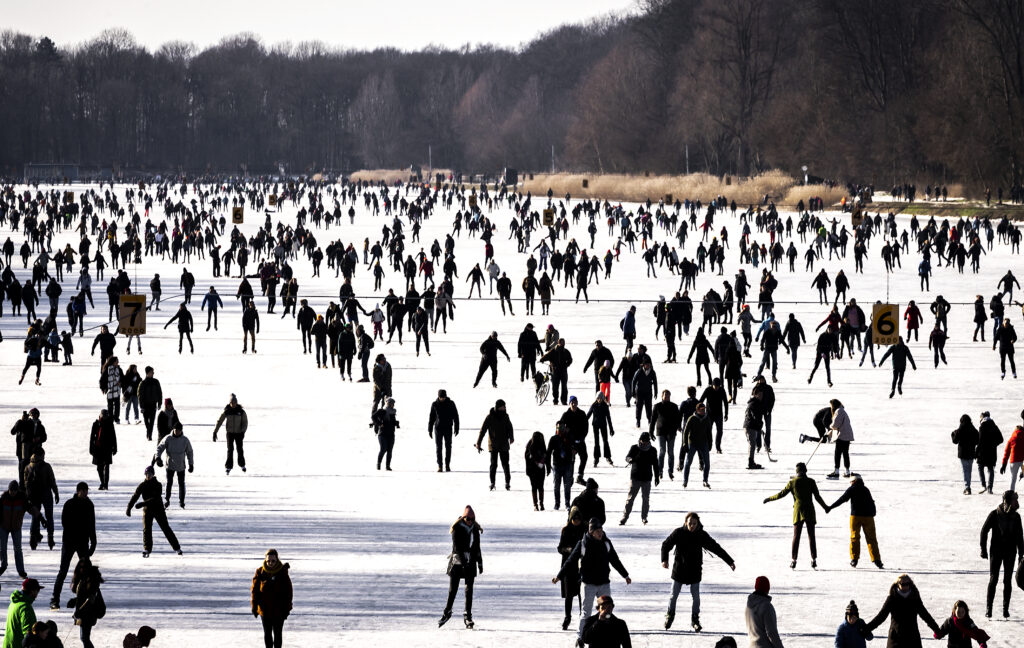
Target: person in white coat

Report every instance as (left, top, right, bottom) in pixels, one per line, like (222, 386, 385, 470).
(746, 576, 784, 648)
(827, 399, 854, 478)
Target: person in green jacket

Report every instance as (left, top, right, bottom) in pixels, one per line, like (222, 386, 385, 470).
(3, 578, 40, 648)
(763, 462, 828, 570)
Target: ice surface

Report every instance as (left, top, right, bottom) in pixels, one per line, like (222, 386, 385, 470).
(0, 186, 1022, 646)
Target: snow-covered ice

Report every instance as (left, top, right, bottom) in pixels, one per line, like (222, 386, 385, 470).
(1, 184, 1022, 646)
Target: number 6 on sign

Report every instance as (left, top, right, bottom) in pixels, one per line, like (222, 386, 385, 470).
(871, 303, 899, 346)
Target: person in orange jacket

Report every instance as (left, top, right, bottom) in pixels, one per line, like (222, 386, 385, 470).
(1000, 420, 1024, 491)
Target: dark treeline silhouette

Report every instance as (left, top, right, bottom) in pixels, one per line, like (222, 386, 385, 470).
(1, 0, 1022, 187)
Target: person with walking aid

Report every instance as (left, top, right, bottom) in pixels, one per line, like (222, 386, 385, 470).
(439, 505, 482, 630)
(214, 394, 248, 474)
(126, 465, 182, 557)
(980, 489, 1023, 618)
(824, 475, 883, 569)
(251, 548, 292, 648)
(763, 462, 829, 569)
(660, 512, 735, 633)
(553, 517, 631, 643)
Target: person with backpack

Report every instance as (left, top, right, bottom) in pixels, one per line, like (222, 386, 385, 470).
(68, 559, 105, 648)
(213, 394, 249, 475)
(251, 548, 292, 648)
(660, 512, 735, 632)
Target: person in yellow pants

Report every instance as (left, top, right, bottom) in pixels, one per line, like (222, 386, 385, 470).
(824, 475, 884, 569)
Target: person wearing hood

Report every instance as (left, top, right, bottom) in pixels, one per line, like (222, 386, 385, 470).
(557, 507, 587, 630)
(745, 576, 783, 648)
(4, 578, 41, 648)
(763, 463, 828, 569)
(980, 490, 1024, 618)
(621, 432, 658, 526)
(213, 394, 248, 475)
(251, 548, 292, 648)
(826, 475, 883, 569)
(371, 398, 399, 471)
(935, 600, 989, 648)
(570, 479, 606, 527)
(661, 512, 735, 632)
(439, 506, 482, 630)
(834, 600, 872, 648)
(864, 574, 940, 647)
(553, 517, 631, 641)
(475, 400, 514, 491)
(620, 306, 637, 352)
(952, 414, 980, 495)
(976, 412, 1003, 494)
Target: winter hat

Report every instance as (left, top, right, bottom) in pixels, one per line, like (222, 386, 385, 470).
(588, 517, 603, 532)
(230, 393, 238, 404)
(846, 600, 859, 617)
(28, 408, 39, 416)
(981, 411, 990, 418)
(137, 626, 157, 643)
(495, 399, 506, 408)
(585, 478, 599, 491)
(21, 578, 39, 592)
(568, 506, 582, 521)
(639, 432, 651, 443)
(569, 396, 578, 404)
(1003, 490, 1019, 509)
(714, 638, 738, 648)
(144, 465, 155, 475)
(6, 481, 16, 491)
(437, 389, 447, 398)
(754, 576, 770, 594)
(164, 398, 172, 407)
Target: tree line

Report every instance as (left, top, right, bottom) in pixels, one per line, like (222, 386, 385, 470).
(0, 0, 1020, 190)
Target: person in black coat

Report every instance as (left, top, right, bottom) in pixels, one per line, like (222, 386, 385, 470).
(580, 595, 631, 648)
(976, 412, 1003, 494)
(994, 318, 1017, 379)
(475, 400, 514, 490)
(650, 390, 680, 481)
(660, 512, 735, 632)
(371, 354, 393, 413)
(825, 475, 883, 569)
(951, 414, 980, 495)
(621, 433, 658, 525)
(517, 323, 542, 381)
(879, 337, 917, 398)
(125, 466, 181, 557)
(163, 303, 194, 354)
(428, 390, 460, 472)
(553, 518, 631, 640)
(980, 490, 1024, 618)
(371, 399, 399, 471)
(570, 479, 606, 527)
(699, 379, 729, 453)
(864, 574, 940, 647)
(583, 341, 615, 392)
(541, 338, 574, 406)
(586, 393, 615, 467)
(439, 506, 482, 629)
(88, 410, 116, 490)
(242, 300, 260, 354)
(631, 361, 658, 428)
(808, 330, 836, 387)
(49, 481, 96, 610)
(473, 331, 510, 388)
(557, 508, 587, 629)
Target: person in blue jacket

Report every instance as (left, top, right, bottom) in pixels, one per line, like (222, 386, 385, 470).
(834, 600, 872, 648)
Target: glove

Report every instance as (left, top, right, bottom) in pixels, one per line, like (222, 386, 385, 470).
(981, 550, 988, 560)
(610, 430, 615, 436)
(933, 633, 939, 640)
(478, 564, 484, 575)
(428, 431, 433, 439)
(762, 497, 770, 504)
(253, 611, 259, 618)
(188, 466, 194, 473)
(454, 430, 459, 436)
(1000, 465, 1007, 475)
(125, 509, 132, 517)
(156, 458, 164, 467)
(54, 496, 59, 504)
(212, 434, 218, 443)
(654, 477, 660, 487)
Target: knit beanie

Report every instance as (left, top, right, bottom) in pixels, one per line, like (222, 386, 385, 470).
(754, 576, 770, 594)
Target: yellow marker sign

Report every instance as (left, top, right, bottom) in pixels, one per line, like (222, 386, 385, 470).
(468, 195, 477, 208)
(232, 206, 244, 224)
(118, 295, 147, 336)
(871, 303, 899, 346)
(542, 208, 555, 226)
(269, 194, 277, 207)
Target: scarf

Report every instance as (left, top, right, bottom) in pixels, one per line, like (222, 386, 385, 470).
(951, 615, 989, 644)
(262, 559, 283, 576)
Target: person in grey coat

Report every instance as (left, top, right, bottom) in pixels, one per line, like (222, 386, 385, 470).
(154, 422, 194, 508)
(746, 576, 784, 648)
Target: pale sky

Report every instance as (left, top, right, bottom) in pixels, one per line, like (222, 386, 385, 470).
(4, 0, 639, 52)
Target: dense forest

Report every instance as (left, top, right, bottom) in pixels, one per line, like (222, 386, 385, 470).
(1, 0, 1022, 188)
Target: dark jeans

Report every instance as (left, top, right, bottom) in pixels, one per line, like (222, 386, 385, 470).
(377, 432, 395, 469)
(474, 359, 497, 386)
(792, 521, 817, 560)
(445, 575, 474, 615)
(80, 624, 95, 648)
(489, 450, 510, 487)
(987, 552, 1016, 613)
(143, 508, 180, 552)
(51, 540, 89, 603)
(834, 440, 851, 470)
(165, 469, 186, 504)
(142, 405, 157, 440)
(226, 433, 246, 470)
(434, 431, 452, 468)
(261, 616, 285, 648)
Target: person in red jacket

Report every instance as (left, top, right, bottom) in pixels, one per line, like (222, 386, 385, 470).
(904, 301, 924, 342)
(1000, 422, 1024, 491)
(251, 548, 292, 648)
